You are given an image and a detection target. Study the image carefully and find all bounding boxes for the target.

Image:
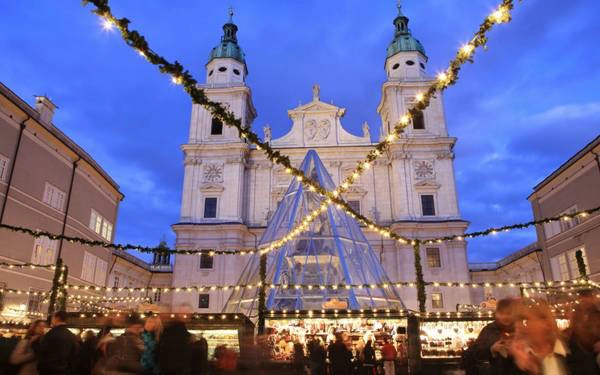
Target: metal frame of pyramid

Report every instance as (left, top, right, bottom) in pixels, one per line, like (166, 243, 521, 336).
(224, 150, 404, 314)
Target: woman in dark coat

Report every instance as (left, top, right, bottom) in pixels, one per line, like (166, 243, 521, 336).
(156, 321, 193, 375)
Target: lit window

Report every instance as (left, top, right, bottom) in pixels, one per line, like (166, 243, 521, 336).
(27, 289, 43, 314)
(204, 197, 218, 218)
(81, 252, 97, 283)
(0, 154, 9, 181)
(211, 118, 223, 135)
(31, 236, 57, 265)
(431, 293, 443, 309)
(347, 200, 361, 215)
(198, 294, 210, 309)
(90, 210, 113, 241)
(412, 111, 425, 130)
(421, 195, 436, 216)
(199, 253, 214, 269)
(426, 248, 441, 268)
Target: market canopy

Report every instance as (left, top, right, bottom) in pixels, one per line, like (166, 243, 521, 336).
(224, 150, 404, 314)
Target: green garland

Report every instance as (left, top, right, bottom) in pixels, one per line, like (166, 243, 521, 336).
(81, 0, 521, 251)
(2, 205, 598, 255)
(413, 242, 427, 313)
(575, 249, 588, 280)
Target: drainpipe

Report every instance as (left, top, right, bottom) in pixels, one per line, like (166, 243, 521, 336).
(57, 157, 80, 259)
(0, 116, 31, 224)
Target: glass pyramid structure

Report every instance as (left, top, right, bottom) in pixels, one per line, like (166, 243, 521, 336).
(224, 150, 404, 314)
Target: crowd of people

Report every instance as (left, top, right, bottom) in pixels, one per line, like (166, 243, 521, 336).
(0, 311, 229, 375)
(464, 294, 600, 374)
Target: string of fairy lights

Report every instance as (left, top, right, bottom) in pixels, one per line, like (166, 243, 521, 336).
(82, 0, 522, 254)
(2, 204, 597, 258)
(60, 278, 593, 294)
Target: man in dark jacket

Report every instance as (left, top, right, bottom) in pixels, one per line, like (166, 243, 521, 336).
(328, 334, 351, 375)
(37, 311, 79, 375)
(466, 298, 525, 375)
(105, 314, 145, 374)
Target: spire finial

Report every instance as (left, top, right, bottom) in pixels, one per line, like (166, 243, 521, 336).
(228, 6, 234, 23)
(397, 0, 402, 11)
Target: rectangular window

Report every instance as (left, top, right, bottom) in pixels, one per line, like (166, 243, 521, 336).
(0, 154, 9, 181)
(426, 248, 441, 268)
(89, 210, 113, 241)
(211, 118, 223, 135)
(421, 195, 436, 216)
(81, 252, 97, 282)
(199, 253, 214, 269)
(154, 290, 162, 303)
(347, 200, 361, 215)
(113, 276, 119, 288)
(27, 289, 43, 314)
(204, 197, 218, 218)
(43, 183, 66, 211)
(198, 294, 210, 309)
(543, 221, 561, 239)
(94, 259, 107, 285)
(431, 293, 443, 309)
(412, 111, 425, 130)
(31, 236, 57, 265)
(560, 207, 581, 232)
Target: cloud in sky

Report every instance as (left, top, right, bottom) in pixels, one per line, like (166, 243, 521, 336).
(1, 0, 599, 263)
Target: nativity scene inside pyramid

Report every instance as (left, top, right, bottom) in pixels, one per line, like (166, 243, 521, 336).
(224, 150, 404, 315)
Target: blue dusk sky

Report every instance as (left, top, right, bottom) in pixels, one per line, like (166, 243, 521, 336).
(1, 1, 599, 263)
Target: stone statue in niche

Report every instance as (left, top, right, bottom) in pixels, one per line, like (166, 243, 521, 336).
(362, 121, 370, 139)
(305, 119, 331, 141)
(312, 84, 320, 101)
(414, 160, 434, 180)
(202, 163, 224, 183)
(263, 124, 271, 143)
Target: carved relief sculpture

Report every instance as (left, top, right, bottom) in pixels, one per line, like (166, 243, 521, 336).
(202, 163, 224, 183)
(414, 160, 435, 180)
(305, 119, 331, 141)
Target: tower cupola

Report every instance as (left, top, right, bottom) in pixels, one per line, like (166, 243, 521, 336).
(384, 2, 428, 79)
(206, 8, 247, 84)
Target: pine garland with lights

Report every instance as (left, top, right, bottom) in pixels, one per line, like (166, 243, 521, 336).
(575, 249, 587, 280)
(413, 242, 427, 313)
(81, 0, 522, 254)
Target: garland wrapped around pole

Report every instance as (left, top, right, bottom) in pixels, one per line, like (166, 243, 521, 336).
(575, 249, 588, 280)
(47, 257, 64, 318)
(257, 253, 267, 335)
(413, 241, 426, 313)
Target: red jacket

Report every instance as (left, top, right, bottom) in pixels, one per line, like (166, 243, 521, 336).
(381, 343, 397, 361)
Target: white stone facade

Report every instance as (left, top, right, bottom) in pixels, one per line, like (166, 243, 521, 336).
(171, 11, 471, 313)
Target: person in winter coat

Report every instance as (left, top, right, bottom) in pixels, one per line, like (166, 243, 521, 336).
(140, 316, 162, 375)
(380, 337, 397, 375)
(156, 321, 193, 375)
(190, 334, 208, 375)
(9, 320, 46, 375)
(105, 315, 145, 375)
(307, 337, 326, 375)
(327, 334, 351, 375)
(360, 340, 375, 375)
(36, 311, 79, 375)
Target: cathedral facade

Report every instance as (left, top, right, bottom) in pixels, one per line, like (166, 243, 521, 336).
(171, 7, 471, 313)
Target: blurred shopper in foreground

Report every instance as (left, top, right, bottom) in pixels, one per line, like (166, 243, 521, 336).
(105, 315, 145, 375)
(37, 311, 79, 375)
(141, 316, 162, 375)
(156, 320, 193, 375)
(9, 319, 46, 375)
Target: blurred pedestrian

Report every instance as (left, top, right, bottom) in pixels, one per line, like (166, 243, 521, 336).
(37, 311, 79, 375)
(92, 325, 114, 375)
(308, 337, 326, 375)
(328, 333, 351, 375)
(141, 316, 162, 375)
(360, 340, 375, 375)
(190, 333, 208, 375)
(9, 319, 46, 375)
(466, 298, 524, 375)
(156, 320, 193, 375)
(214, 345, 237, 374)
(292, 339, 306, 374)
(105, 314, 145, 375)
(75, 330, 97, 375)
(381, 337, 397, 375)
(510, 299, 568, 375)
(566, 293, 600, 373)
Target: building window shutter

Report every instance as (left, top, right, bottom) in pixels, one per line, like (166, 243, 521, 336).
(426, 248, 441, 268)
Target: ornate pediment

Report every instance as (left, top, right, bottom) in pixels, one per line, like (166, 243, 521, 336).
(199, 183, 225, 192)
(415, 180, 441, 189)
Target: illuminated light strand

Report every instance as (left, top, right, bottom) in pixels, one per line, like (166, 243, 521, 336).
(0, 262, 60, 270)
(82, 0, 520, 255)
(421, 206, 600, 244)
(63, 279, 593, 294)
(0, 288, 49, 296)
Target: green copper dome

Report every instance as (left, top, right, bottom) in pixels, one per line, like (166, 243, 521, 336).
(386, 5, 427, 59)
(207, 11, 246, 65)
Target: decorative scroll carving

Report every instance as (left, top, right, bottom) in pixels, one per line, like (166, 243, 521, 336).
(414, 160, 435, 180)
(202, 163, 223, 183)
